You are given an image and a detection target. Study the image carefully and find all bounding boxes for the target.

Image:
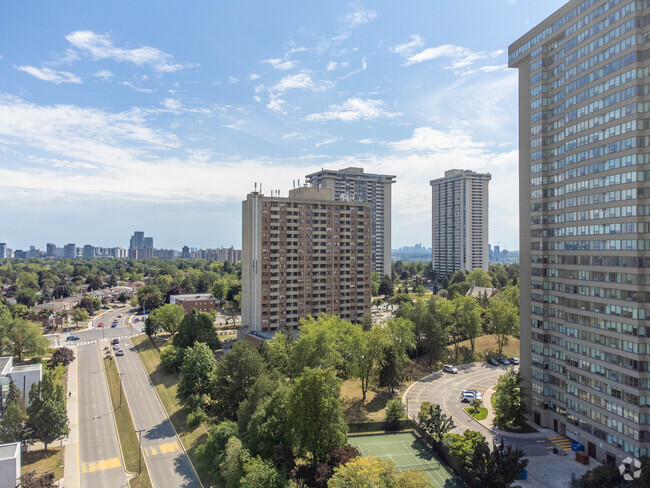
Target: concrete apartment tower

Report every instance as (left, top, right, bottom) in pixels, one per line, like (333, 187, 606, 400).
(241, 186, 372, 333)
(430, 169, 491, 275)
(510, 0, 650, 463)
(305, 168, 395, 279)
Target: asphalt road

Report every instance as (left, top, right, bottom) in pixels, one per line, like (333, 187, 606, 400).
(116, 336, 201, 488)
(77, 342, 129, 487)
(48, 306, 142, 348)
(404, 362, 562, 457)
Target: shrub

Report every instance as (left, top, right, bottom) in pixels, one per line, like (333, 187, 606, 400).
(187, 407, 209, 428)
(160, 344, 184, 373)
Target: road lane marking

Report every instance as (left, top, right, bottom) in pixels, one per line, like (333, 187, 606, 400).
(144, 442, 180, 457)
(81, 457, 121, 473)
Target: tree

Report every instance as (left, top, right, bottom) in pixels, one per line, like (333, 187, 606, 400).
(493, 369, 526, 429)
(361, 311, 373, 332)
(444, 430, 486, 468)
(453, 295, 482, 355)
(147, 304, 186, 335)
(212, 279, 229, 310)
(378, 347, 400, 394)
(77, 297, 96, 315)
(490, 439, 528, 488)
(17, 471, 56, 488)
(178, 342, 217, 409)
(117, 292, 130, 305)
(223, 300, 239, 326)
(417, 402, 455, 442)
(384, 398, 406, 430)
(160, 344, 185, 373)
(348, 325, 388, 402)
(71, 308, 89, 331)
(328, 455, 431, 488)
(50, 347, 75, 368)
(136, 285, 164, 312)
(579, 465, 623, 488)
(15, 288, 38, 307)
(240, 456, 287, 488)
(173, 310, 221, 351)
(488, 296, 519, 356)
(289, 368, 347, 464)
(196, 420, 238, 482)
(466, 269, 493, 287)
(262, 331, 294, 376)
(212, 340, 265, 420)
(378, 275, 394, 296)
(25, 370, 69, 450)
(220, 436, 250, 488)
(0, 399, 26, 443)
(6, 318, 49, 362)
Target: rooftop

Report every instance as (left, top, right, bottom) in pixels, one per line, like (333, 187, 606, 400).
(0, 357, 11, 375)
(0, 442, 19, 460)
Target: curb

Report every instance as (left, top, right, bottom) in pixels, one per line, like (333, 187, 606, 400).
(98, 341, 136, 479)
(129, 336, 205, 488)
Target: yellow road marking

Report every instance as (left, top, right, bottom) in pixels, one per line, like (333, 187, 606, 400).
(159, 442, 180, 454)
(81, 457, 121, 473)
(149, 446, 158, 456)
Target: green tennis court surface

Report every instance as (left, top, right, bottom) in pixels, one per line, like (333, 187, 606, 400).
(348, 432, 465, 488)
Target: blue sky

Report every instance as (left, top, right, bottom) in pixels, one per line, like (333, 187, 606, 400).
(0, 0, 566, 252)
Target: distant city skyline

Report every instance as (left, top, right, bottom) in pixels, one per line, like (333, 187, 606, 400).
(1, 1, 567, 251)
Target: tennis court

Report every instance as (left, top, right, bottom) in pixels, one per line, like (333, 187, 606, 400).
(348, 432, 465, 488)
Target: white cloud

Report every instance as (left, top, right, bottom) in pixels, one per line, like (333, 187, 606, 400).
(404, 44, 503, 70)
(263, 58, 297, 70)
(266, 97, 285, 112)
(390, 127, 486, 153)
(162, 98, 183, 112)
(315, 137, 339, 148)
(271, 72, 333, 94)
(65, 31, 196, 72)
(343, 4, 377, 27)
(120, 81, 154, 93)
(249, 73, 261, 80)
(306, 98, 399, 122)
(390, 35, 425, 55)
(16, 66, 82, 84)
(92, 70, 114, 79)
(326, 61, 350, 71)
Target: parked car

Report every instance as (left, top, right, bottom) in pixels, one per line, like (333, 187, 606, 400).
(66, 335, 80, 341)
(509, 357, 520, 365)
(102, 305, 110, 310)
(97, 322, 104, 328)
(498, 357, 511, 365)
(460, 390, 483, 403)
(116, 349, 124, 356)
(134, 317, 140, 322)
(111, 322, 117, 328)
(111, 338, 119, 345)
(443, 364, 459, 374)
(113, 344, 120, 350)
(487, 358, 499, 366)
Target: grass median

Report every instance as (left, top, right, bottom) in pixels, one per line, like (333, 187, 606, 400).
(131, 335, 212, 486)
(103, 357, 153, 488)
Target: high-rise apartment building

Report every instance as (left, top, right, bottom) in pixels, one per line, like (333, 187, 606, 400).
(129, 231, 144, 250)
(82, 245, 95, 258)
(430, 169, 491, 275)
(242, 186, 372, 333)
(144, 237, 154, 249)
(510, 0, 650, 463)
(63, 243, 76, 259)
(305, 167, 395, 278)
(46, 243, 56, 257)
(0, 243, 6, 259)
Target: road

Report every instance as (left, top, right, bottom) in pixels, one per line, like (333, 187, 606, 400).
(77, 342, 129, 487)
(47, 306, 142, 349)
(116, 336, 201, 488)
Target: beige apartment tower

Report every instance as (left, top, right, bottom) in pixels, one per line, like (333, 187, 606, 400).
(241, 186, 372, 333)
(305, 168, 395, 279)
(430, 169, 491, 276)
(510, 0, 650, 463)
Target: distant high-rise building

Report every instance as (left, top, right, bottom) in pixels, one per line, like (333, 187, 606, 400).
(110, 247, 127, 258)
(46, 243, 56, 257)
(305, 167, 395, 278)
(63, 243, 76, 259)
(182, 246, 190, 259)
(430, 169, 491, 275)
(510, 0, 650, 462)
(0, 243, 6, 259)
(242, 186, 372, 333)
(144, 237, 153, 249)
(82, 245, 95, 258)
(129, 231, 144, 250)
(13, 250, 26, 259)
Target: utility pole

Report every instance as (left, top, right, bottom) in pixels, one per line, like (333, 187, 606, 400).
(118, 372, 125, 407)
(137, 429, 144, 475)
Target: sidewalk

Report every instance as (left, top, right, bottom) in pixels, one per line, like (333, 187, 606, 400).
(63, 345, 79, 487)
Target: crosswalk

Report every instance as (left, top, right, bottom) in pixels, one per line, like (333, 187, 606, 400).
(547, 435, 573, 451)
(143, 441, 181, 457)
(55, 334, 137, 347)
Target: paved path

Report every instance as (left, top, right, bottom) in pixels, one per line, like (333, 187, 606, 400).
(116, 336, 201, 488)
(63, 345, 79, 488)
(77, 342, 129, 487)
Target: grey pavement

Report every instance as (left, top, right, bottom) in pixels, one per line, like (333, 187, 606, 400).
(403, 363, 596, 488)
(77, 342, 129, 487)
(116, 336, 201, 488)
(63, 344, 79, 488)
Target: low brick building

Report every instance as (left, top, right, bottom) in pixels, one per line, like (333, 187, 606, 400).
(169, 293, 217, 314)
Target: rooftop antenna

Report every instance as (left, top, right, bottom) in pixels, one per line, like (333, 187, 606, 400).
(298, 179, 300, 187)
(254, 182, 257, 192)
(260, 183, 262, 194)
(293, 179, 296, 189)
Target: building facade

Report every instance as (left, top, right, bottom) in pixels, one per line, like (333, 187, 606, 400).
(0, 244, 5, 259)
(169, 293, 217, 314)
(63, 243, 75, 259)
(430, 169, 491, 275)
(129, 231, 144, 250)
(242, 186, 372, 333)
(305, 167, 395, 278)
(510, 0, 650, 463)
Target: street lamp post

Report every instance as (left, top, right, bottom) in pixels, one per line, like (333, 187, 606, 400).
(118, 372, 125, 407)
(136, 429, 144, 475)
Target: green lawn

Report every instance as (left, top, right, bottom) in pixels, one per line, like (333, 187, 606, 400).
(131, 335, 213, 486)
(21, 446, 64, 482)
(104, 357, 153, 488)
(464, 407, 488, 421)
